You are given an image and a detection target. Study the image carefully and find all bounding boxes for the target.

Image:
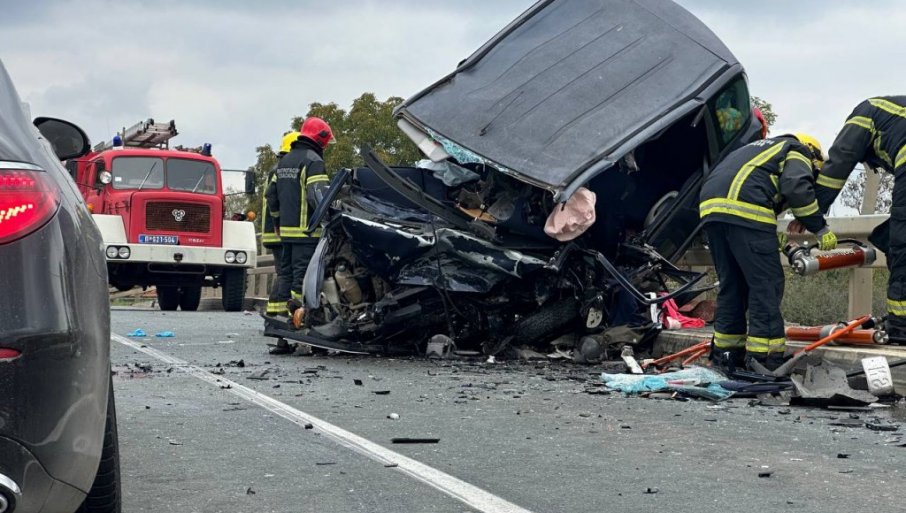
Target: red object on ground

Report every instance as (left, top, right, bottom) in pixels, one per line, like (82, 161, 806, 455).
(662, 298, 706, 329)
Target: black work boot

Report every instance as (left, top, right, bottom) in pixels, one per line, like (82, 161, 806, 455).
(745, 352, 786, 373)
(709, 341, 745, 371)
(882, 315, 906, 345)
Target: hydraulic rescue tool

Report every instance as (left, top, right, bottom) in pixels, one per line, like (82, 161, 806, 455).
(783, 239, 876, 276)
(750, 315, 874, 377)
(785, 322, 888, 345)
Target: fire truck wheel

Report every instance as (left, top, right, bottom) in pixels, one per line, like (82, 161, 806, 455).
(221, 268, 247, 312)
(179, 286, 202, 311)
(156, 286, 180, 311)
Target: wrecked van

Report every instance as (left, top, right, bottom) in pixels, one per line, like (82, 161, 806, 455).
(270, 0, 762, 357)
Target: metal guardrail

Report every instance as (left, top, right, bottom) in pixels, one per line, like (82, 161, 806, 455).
(246, 253, 275, 299)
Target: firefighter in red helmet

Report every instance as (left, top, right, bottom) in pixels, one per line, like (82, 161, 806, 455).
(753, 107, 769, 139)
(264, 117, 333, 352)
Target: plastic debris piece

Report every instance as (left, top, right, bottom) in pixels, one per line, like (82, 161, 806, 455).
(127, 329, 147, 337)
(790, 362, 878, 407)
(602, 366, 729, 396)
(388, 413, 400, 420)
(154, 331, 175, 338)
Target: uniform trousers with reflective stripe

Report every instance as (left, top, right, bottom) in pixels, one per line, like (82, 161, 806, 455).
(264, 244, 285, 315)
(274, 239, 319, 309)
(886, 202, 906, 339)
(704, 222, 786, 355)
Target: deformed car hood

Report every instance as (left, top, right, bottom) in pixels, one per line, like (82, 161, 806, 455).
(395, 0, 739, 197)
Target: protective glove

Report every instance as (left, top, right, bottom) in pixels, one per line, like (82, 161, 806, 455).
(816, 227, 838, 251)
(777, 231, 788, 251)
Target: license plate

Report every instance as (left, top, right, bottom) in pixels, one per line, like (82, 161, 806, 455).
(138, 234, 179, 245)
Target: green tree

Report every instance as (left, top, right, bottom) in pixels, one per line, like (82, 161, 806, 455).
(242, 93, 422, 221)
(751, 96, 777, 128)
(245, 143, 279, 227)
(290, 93, 421, 172)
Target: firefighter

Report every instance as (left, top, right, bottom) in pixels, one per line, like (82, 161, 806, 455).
(262, 131, 298, 317)
(265, 117, 333, 323)
(700, 133, 836, 370)
(809, 97, 906, 342)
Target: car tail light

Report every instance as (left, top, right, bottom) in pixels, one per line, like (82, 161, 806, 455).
(0, 163, 60, 245)
(0, 348, 21, 362)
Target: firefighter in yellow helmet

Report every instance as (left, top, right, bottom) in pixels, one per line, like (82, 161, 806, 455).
(262, 131, 298, 353)
(699, 133, 835, 371)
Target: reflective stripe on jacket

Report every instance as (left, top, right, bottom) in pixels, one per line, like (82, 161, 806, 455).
(816, 96, 906, 212)
(699, 135, 825, 233)
(265, 138, 327, 241)
(260, 168, 280, 247)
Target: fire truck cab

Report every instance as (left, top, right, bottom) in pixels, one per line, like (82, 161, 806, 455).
(70, 119, 257, 311)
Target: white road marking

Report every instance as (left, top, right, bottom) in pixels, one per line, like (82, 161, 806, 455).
(112, 333, 535, 513)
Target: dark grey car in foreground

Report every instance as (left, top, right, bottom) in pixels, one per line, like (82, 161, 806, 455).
(0, 60, 120, 512)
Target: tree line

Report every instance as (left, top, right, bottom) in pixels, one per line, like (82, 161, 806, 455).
(241, 93, 421, 217)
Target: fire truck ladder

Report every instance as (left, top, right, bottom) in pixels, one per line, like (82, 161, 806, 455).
(93, 118, 178, 152)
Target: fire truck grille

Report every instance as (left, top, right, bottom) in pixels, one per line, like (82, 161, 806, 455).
(146, 202, 211, 233)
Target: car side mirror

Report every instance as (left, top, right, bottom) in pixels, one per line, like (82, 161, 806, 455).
(245, 170, 256, 196)
(33, 117, 91, 161)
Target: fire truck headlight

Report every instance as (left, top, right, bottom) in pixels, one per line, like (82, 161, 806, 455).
(99, 171, 112, 184)
(106, 246, 119, 259)
(235, 251, 247, 264)
(224, 251, 236, 264)
(118, 247, 131, 259)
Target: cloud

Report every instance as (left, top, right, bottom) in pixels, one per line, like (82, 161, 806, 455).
(4, 0, 904, 188)
(1, 0, 532, 169)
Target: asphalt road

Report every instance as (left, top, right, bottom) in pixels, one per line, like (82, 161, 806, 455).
(111, 308, 906, 513)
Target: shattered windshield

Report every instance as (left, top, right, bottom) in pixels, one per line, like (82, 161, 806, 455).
(111, 156, 164, 190)
(167, 158, 217, 194)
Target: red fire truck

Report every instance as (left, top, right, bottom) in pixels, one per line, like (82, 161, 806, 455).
(68, 119, 257, 311)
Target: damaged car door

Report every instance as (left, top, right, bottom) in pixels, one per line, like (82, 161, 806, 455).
(270, 0, 761, 357)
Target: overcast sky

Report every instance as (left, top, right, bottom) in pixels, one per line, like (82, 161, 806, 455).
(3, 0, 904, 196)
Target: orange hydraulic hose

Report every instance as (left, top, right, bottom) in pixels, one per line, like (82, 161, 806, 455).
(785, 326, 877, 345)
(795, 315, 872, 354)
(682, 348, 709, 367)
(645, 340, 709, 369)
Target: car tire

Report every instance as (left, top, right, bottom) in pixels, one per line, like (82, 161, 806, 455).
(77, 376, 121, 513)
(179, 286, 202, 311)
(114, 284, 134, 292)
(221, 268, 247, 312)
(156, 286, 179, 311)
